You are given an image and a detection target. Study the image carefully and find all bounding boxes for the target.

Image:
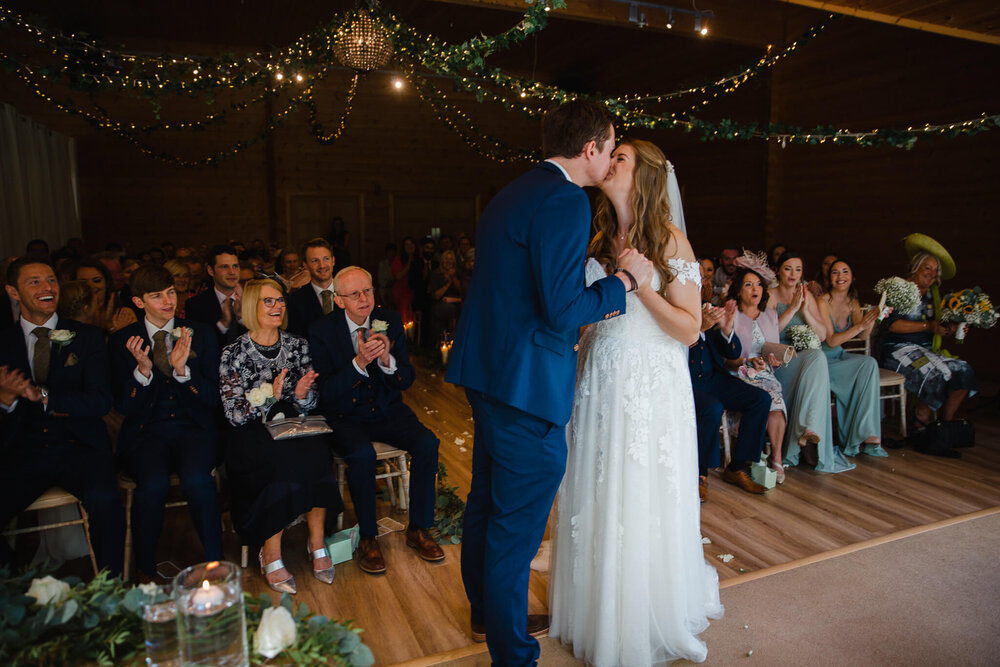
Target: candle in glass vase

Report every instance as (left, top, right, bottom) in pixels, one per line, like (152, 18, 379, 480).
(189, 580, 225, 615)
(174, 561, 248, 667)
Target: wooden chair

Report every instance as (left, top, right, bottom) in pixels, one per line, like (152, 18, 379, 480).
(719, 410, 732, 468)
(119, 470, 222, 581)
(843, 329, 907, 437)
(2, 488, 98, 576)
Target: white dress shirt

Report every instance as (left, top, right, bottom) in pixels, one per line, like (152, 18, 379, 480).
(544, 158, 573, 183)
(310, 279, 335, 305)
(346, 315, 396, 377)
(133, 317, 191, 386)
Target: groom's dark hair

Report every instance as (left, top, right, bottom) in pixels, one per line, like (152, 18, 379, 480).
(542, 100, 615, 159)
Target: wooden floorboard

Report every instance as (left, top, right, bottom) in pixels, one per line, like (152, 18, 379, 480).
(19, 361, 1000, 665)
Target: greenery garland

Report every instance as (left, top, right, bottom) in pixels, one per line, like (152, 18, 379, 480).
(0, 565, 374, 666)
(432, 462, 467, 544)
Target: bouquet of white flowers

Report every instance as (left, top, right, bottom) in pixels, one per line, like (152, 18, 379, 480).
(787, 325, 821, 351)
(246, 382, 276, 420)
(874, 277, 921, 315)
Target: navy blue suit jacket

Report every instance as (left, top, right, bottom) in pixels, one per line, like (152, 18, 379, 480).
(0, 318, 113, 453)
(109, 318, 220, 453)
(445, 162, 626, 426)
(689, 327, 742, 390)
(185, 289, 244, 347)
(287, 284, 331, 338)
(309, 306, 415, 420)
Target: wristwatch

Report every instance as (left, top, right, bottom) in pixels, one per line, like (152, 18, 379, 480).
(36, 385, 49, 405)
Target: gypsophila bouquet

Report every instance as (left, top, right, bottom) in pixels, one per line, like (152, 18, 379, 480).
(874, 277, 921, 315)
(787, 325, 821, 351)
(940, 286, 998, 342)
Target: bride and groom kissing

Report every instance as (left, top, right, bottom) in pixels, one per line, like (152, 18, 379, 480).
(447, 100, 721, 666)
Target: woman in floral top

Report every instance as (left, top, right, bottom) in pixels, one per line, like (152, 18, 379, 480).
(219, 279, 343, 595)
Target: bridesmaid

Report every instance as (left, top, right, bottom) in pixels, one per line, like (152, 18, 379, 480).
(769, 252, 854, 473)
(817, 259, 886, 457)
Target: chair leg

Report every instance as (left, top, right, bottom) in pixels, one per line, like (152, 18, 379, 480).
(899, 390, 907, 438)
(122, 487, 134, 582)
(382, 461, 398, 508)
(335, 461, 347, 531)
(720, 411, 732, 468)
(400, 455, 411, 513)
(241, 544, 248, 569)
(78, 504, 99, 578)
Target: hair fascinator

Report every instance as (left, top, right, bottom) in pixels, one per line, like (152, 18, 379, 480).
(734, 249, 776, 285)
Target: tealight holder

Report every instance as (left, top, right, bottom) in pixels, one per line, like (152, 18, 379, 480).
(172, 561, 248, 667)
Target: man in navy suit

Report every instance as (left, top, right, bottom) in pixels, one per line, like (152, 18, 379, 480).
(310, 266, 443, 575)
(286, 238, 337, 336)
(690, 301, 769, 500)
(185, 244, 244, 347)
(445, 100, 653, 665)
(110, 265, 223, 581)
(0, 257, 125, 574)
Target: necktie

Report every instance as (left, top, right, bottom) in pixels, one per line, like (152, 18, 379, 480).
(357, 326, 369, 343)
(321, 290, 333, 315)
(32, 327, 51, 384)
(152, 330, 171, 377)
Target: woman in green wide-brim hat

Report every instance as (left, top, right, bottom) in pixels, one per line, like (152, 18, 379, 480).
(877, 234, 978, 429)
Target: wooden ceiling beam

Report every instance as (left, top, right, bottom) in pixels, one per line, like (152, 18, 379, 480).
(773, 1, 1000, 46)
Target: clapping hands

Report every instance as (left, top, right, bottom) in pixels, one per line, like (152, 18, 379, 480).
(272, 367, 320, 402)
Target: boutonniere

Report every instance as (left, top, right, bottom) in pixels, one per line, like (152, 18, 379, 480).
(171, 326, 195, 340)
(371, 319, 389, 335)
(49, 329, 75, 348)
(64, 352, 79, 367)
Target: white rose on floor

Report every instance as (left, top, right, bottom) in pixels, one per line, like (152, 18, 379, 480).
(254, 605, 297, 659)
(26, 575, 71, 606)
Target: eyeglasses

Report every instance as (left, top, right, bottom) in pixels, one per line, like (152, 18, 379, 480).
(259, 297, 286, 307)
(337, 287, 374, 301)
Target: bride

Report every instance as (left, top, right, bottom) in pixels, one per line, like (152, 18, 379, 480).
(550, 139, 723, 665)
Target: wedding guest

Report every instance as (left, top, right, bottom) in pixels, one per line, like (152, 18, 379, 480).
(310, 267, 443, 575)
(817, 259, 885, 456)
(427, 249, 463, 347)
(767, 243, 787, 268)
(187, 258, 208, 293)
(286, 238, 337, 337)
(185, 245, 243, 348)
(457, 233, 472, 260)
(219, 279, 342, 594)
(769, 252, 854, 473)
(56, 280, 95, 325)
(0, 257, 125, 574)
(690, 299, 770, 499)
(879, 235, 978, 427)
(68, 258, 137, 333)
(390, 237, 417, 324)
(376, 243, 397, 307)
(163, 259, 192, 318)
(806, 254, 838, 298)
(118, 256, 144, 319)
(698, 257, 717, 304)
(332, 230, 352, 270)
(94, 251, 127, 292)
(436, 234, 454, 263)
(727, 259, 788, 481)
(410, 237, 438, 335)
(110, 266, 223, 581)
(712, 247, 738, 294)
(26, 239, 50, 259)
(276, 248, 306, 291)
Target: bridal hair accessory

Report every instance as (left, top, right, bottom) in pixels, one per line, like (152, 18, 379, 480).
(734, 250, 776, 285)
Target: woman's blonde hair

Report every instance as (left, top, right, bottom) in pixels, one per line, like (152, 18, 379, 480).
(909, 251, 942, 286)
(589, 139, 675, 295)
(241, 279, 287, 331)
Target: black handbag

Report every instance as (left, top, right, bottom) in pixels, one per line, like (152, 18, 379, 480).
(925, 418, 975, 449)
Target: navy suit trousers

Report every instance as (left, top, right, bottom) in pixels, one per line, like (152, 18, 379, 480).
(694, 373, 771, 470)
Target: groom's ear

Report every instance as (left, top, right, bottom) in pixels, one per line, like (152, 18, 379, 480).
(581, 139, 597, 158)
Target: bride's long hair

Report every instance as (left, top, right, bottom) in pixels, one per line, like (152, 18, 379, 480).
(588, 139, 675, 296)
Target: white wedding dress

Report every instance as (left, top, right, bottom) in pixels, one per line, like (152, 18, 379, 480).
(550, 257, 723, 666)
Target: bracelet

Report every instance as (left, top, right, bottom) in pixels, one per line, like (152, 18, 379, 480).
(614, 267, 638, 292)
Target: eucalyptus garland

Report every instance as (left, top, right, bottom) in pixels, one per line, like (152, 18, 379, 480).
(432, 462, 467, 544)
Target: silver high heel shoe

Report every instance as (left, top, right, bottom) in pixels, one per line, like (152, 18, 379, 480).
(259, 549, 297, 595)
(307, 542, 336, 585)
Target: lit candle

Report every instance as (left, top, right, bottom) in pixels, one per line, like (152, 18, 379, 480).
(440, 344, 449, 365)
(188, 579, 224, 615)
(404, 321, 414, 340)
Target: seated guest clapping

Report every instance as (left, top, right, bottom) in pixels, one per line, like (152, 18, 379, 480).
(427, 249, 463, 346)
(219, 279, 344, 594)
(310, 267, 443, 575)
(0, 257, 125, 574)
(690, 299, 770, 499)
(186, 245, 244, 348)
(110, 265, 223, 581)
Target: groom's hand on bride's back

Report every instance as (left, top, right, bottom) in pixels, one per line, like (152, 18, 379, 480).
(616, 248, 655, 289)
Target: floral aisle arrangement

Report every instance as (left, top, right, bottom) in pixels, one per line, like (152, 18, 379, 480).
(874, 277, 921, 315)
(0, 567, 373, 666)
(432, 462, 466, 545)
(786, 325, 821, 351)
(940, 287, 998, 342)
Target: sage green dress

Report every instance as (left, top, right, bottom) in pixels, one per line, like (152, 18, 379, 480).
(822, 312, 887, 457)
(773, 303, 855, 473)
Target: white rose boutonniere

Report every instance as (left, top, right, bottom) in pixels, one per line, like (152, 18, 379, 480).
(371, 319, 389, 335)
(49, 329, 75, 348)
(26, 575, 72, 606)
(171, 326, 195, 339)
(247, 382, 276, 413)
(254, 605, 297, 659)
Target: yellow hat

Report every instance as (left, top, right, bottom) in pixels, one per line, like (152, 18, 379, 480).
(903, 233, 956, 280)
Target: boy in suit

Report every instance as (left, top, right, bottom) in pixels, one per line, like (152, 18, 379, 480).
(110, 265, 223, 581)
(0, 257, 125, 574)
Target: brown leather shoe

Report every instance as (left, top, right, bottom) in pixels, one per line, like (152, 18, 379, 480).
(470, 614, 549, 643)
(405, 526, 445, 562)
(722, 468, 767, 494)
(356, 536, 386, 575)
(699, 475, 708, 503)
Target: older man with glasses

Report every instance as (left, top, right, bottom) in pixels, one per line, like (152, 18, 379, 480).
(309, 266, 443, 575)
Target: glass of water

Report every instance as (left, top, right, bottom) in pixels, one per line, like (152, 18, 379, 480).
(142, 586, 180, 667)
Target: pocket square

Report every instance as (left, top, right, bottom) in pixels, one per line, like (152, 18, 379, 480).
(188, 349, 198, 360)
(64, 352, 79, 367)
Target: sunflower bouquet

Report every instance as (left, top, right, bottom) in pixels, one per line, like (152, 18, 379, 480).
(873, 277, 921, 316)
(940, 286, 998, 342)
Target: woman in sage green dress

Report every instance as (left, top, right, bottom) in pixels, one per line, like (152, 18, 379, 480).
(817, 259, 886, 457)
(769, 252, 854, 473)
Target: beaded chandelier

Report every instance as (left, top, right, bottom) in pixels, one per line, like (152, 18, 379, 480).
(333, 2, 393, 71)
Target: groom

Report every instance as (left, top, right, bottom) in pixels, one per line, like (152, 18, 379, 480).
(446, 100, 653, 665)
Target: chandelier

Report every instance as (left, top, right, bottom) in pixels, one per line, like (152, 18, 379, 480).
(333, 3, 394, 71)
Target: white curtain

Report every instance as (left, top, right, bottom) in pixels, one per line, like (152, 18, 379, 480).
(0, 103, 81, 258)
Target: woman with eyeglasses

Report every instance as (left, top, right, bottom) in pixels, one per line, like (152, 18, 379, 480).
(218, 278, 344, 595)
